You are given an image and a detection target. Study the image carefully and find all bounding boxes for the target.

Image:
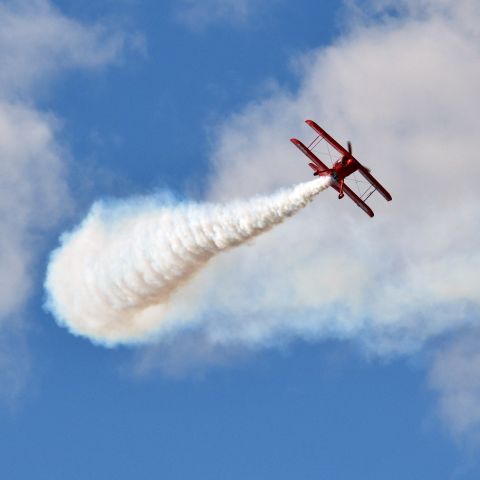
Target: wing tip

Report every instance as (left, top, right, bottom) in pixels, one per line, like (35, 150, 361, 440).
(363, 204, 375, 217)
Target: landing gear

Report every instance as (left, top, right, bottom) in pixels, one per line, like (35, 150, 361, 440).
(338, 179, 345, 199)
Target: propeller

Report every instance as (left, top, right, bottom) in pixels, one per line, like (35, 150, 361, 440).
(349, 141, 372, 172)
(344, 141, 372, 172)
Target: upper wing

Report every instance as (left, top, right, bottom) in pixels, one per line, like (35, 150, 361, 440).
(331, 181, 374, 218)
(305, 120, 350, 157)
(290, 138, 329, 172)
(357, 167, 392, 201)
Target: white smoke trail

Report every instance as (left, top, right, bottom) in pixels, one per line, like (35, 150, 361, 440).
(45, 178, 330, 345)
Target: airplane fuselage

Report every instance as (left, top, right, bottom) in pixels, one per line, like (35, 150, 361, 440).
(331, 157, 358, 181)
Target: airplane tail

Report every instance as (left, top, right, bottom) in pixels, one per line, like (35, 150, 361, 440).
(308, 163, 330, 176)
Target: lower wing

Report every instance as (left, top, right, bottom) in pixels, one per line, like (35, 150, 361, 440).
(331, 181, 374, 218)
(357, 167, 392, 201)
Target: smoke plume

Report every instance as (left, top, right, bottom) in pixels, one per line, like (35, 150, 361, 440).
(45, 178, 330, 345)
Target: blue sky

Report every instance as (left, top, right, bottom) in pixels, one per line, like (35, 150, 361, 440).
(1, 0, 480, 478)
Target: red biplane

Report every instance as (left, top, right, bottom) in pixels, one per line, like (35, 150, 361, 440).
(291, 120, 392, 217)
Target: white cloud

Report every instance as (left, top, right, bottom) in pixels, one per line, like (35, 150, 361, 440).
(0, 0, 130, 396)
(0, 0, 126, 98)
(136, 0, 480, 432)
(175, 0, 278, 30)
(0, 103, 69, 320)
(172, 0, 480, 350)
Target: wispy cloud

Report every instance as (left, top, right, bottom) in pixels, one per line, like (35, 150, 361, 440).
(175, 0, 279, 30)
(0, 0, 127, 97)
(0, 103, 70, 320)
(0, 0, 133, 399)
(429, 330, 480, 440)
(0, 327, 31, 405)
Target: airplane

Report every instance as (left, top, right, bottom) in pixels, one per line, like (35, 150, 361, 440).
(291, 119, 392, 217)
